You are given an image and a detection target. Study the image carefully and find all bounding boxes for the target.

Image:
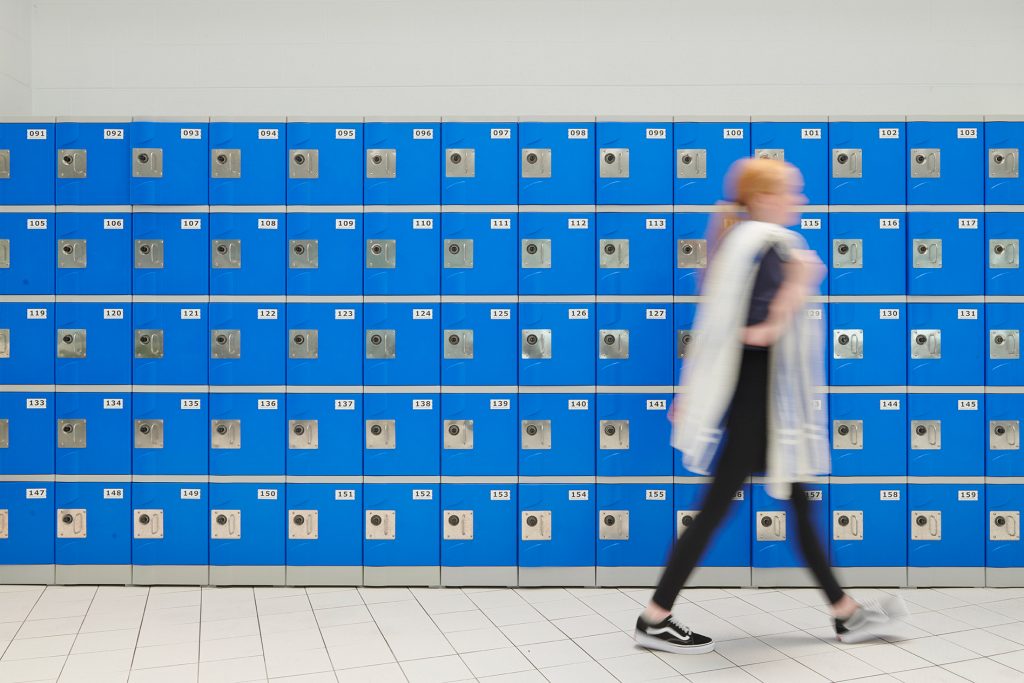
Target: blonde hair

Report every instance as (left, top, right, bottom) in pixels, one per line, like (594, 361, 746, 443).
(706, 157, 795, 259)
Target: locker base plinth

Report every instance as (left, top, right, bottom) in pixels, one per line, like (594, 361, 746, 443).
(209, 566, 286, 587)
(987, 568, 1024, 587)
(597, 566, 662, 587)
(286, 565, 362, 586)
(132, 565, 209, 586)
(518, 566, 595, 587)
(753, 567, 818, 588)
(0, 565, 55, 585)
(441, 566, 517, 587)
(687, 566, 752, 588)
(364, 566, 440, 587)
(56, 564, 132, 585)
(908, 567, 985, 588)
(834, 567, 907, 588)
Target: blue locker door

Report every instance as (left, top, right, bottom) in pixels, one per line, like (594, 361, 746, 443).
(55, 212, 132, 295)
(285, 392, 362, 477)
(518, 302, 595, 387)
(285, 212, 362, 296)
(986, 213, 1024, 296)
(829, 392, 907, 477)
(830, 483, 907, 568)
(673, 120, 750, 206)
(908, 213, 985, 295)
(907, 303, 984, 386)
(131, 391, 208, 476)
(0, 482, 54, 567)
(519, 212, 596, 296)
(0, 391, 55, 475)
(675, 483, 751, 568)
(909, 483, 984, 570)
(907, 121, 984, 205)
(363, 121, 441, 206)
(752, 483, 828, 568)
(131, 482, 209, 567)
(518, 393, 595, 477)
(440, 393, 517, 477)
(518, 120, 595, 206)
(285, 121, 363, 205)
(55, 302, 132, 385)
(829, 302, 907, 386)
(208, 121, 286, 206)
(673, 302, 697, 385)
(0, 119, 55, 205)
(132, 210, 209, 296)
(55, 120, 131, 205)
(441, 120, 518, 205)
(208, 393, 285, 476)
(1, 301, 55, 384)
(986, 393, 1024, 477)
(363, 212, 440, 295)
(208, 302, 285, 386)
(441, 483, 517, 568)
(132, 302, 208, 386)
(596, 394, 672, 477)
(209, 483, 285, 566)
(829, 212, 907, 296)
(363, 393, 440, 477)
(55, 392, 131, 475)
(750, 121, 829, 205)
(828, 120, 906, 205)
(596, 483, 672, 569)
(55, 481, 131, 566)
(986, 483, 1024, 569)
(363, 483, 440, 567)
(440, 213, 518, 295)
(789, 213, 829, 297)
(286, 483, 362, 569)
(986, 303, 1024, 386)
(596, 121, 672, 205)
(130, 120, 209, 205)
(209, 211, 286, 296)
(0, 210, 55, 294)
(596, 302, 672, 386)
(363, 302, 440, 387)
(673, 212, 709, 296)
(596, 212, 672, 296)
(518, 484, 595, 568)
(985, 120, 1024, 204)
(908, 394, 985, 477)
(286, 303, 362, 386)
(441, 302, 517, 387)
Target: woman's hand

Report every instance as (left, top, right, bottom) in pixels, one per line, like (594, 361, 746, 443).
(742, 320, 783, 347)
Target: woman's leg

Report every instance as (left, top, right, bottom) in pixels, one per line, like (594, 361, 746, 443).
(789, 482, 845, 606)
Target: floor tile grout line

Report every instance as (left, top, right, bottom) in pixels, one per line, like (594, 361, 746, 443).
(301, 587, 340, 683)
(126, 586, 150, 674)
(54, 584, 102, 679)
(0, 586, 47, 660)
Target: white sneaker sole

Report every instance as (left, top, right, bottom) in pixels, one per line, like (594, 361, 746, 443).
(634, 630, 716, 654)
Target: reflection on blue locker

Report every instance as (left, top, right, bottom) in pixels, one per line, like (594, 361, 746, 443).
(0, 482, 54, 570)
(285, 120, 363, 205)
(519, 120, 595, 205)
(285, 393, 361, 476)
(829, 482, 907, 570)
(210, 211, 286, 295)
(673, 120, 750, 205)
(440, 213, 518, 295)
(908, 483, 984, 574)
(363, 393, 440, 476)
(519, 393, 595, 477)
(440, 483, 517, 576)
(0, 119, 54, 205)
(985, 119, 1024, 204)
(55, 119, 131, 205)
(132, 391, 208, 476)
(208, 120, 286, 206)
(673, 212, 709, 296)
(55, 481, 131, 568)
(986, 213, 1023, 295)
(596, 120, 672, 205)
(907, 303, 985, 386)
(986, 483, 1024, 571)
(55, 391, 131, 475)
(131, 483, 208, 570)
(829, 302, 907, 386)
(363, 303, 439, 386)
(519, 484, 595, 570)
(209, 483, 285, 568)
(675, 483, 751, 570)
(363, 483, 440, 569)
(0, 301, 54, 384)
(364, 212, 440, 295)
(908, 394, 985, 476)
(0, 392, 55, 475)
(0, 210, 55, 294)
(986, 393, 1023, 477)
(208, 392, 285, 476)
(596, 394, 672, 477)
(55, 302, 131, 385)
(208, 303, 284, 386)
(790, 213, 829, 296)
(908, 213, 984, 295)
(132, 302, 208, 385)
(364, 120, 440, 206)
(285, 483, 362, 577)
(286, 303, 362, 386)
(986, 303, 1024, 386)
(907, 120, 984, 205)
(519, 212, 595, 295)
(596, 303, 672, 386)
(750, 120, 828, 205)
(673, 302, 697, 384)
(828, 119, 906, 205)
(518, 303, 595, 386)
(596, 483, 673, 574)
(441, 119, 518, 205)
(132, 210, 209, 295)
(752, 483, 828, 569)
(829, 212, 906, 295)
(596, 212, 672, 295)
(440, 394, 516, 478)
(829, 392, 907, 476)
(440, 303, 517, 386)
(55, 212, 132, 295)
(130, 119, 209, 205)
(285, 212, 362, 296)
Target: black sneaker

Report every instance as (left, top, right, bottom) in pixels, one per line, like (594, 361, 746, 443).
(634, 614, 715, 654)
(834, 595, 909, 644)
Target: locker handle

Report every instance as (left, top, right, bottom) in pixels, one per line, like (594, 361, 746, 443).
(849, 241, 860, 266)
(851, 332, 862, 357)
(1009, 515, 1018, 539)
(927, 332, 939, 356)
(928, 514, 939, 537)
(850, 422, 861, 448)
(73, 512, 84, 535)
(1009, 241, 1018, 266)
(926, 242, 939, 265)
(1010, 423, 1019, 448)
(927, 423, 939, 446)
(1009, 332, 1019, 358)
(851, 514, 860, 538)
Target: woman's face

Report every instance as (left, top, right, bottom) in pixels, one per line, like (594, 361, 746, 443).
(750, 170, 807, 226)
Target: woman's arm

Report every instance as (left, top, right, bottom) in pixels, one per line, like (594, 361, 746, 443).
(742, 249, 825, 347)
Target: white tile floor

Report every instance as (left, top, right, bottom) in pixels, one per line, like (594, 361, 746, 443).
(2, 585, 1024, 682)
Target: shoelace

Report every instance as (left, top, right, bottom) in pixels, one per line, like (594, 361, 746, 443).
(667, 617, 693, 637)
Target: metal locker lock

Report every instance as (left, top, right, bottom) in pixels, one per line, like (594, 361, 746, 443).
(57, 239, 87, 269)
(365, 510, 396, 540)
(911, 511, 941, 540)
(57, 419, 86, 449)
(756, 511, 786, 541)
(599, 329, 629, 360)
(366, 149, 397, 178)
(677, 330, 693, 358)
(443, 510, 474, 540)
(833, 420, 863, 450)
(0, 238, 9, 269)
(210, 420, 241, 449)
(599, 419, 629, 450)
(0, 329, 9, 359)
(521, 420, 551, 450)
(58, 329, 87, 359)
(212, 239, 241, 269)
(443, 239, 474, 269)
(833, 239, 862, 269)
(211, 329, 241, 359)
(444, 329, 474, 359)
(521, 238, 551, 269)
(599, 239, 629, 269)
(599, 510, 629, 540)
(991, 511, 1020, 541)
(833, 511, 863, 541)
(989, 148, 1019, 178)
(289, 509, 318, 539)
(211, 510, 241, 539)
(365, 329, 396, 359)
(910, 148, 941, 178)
(991, 420, 1020, 450)
(677, 239, 707, 269)
(0, 419, 7, 449)
(366, 420, 396, 450)
(910, 420, 942, 450)
(521, 148, 551, 178)
(832, 148, 863, 178)
(833, 329, 863, 359)
(677, 149, 707, 179)
(289, 149, 319, 179)
(0, 509, 7, 539)
(57, 509, 87, 538)
(289, 420, 319, 450)
(521, 329, 552, 359)
(445, 148, 476, 178)
(521, 510, 552, 541)
(132, 148, 163, 178)
(210, 149, 241, 178)
(0, 149, 9, 179)
(677, 510, 698, 538)
(289, 329, 319, 359)
(135, 329, 164, 359)
(289, 239, 319, 269)
(443, 420, 474, 450)
(134, 509, 164, 539)
(134, 419, 164, 449)
(991, 330, 1020, 359)
(135, 239, 164, 269)
(366, 239, 396, 269)
(599, 148, 629, 178)
(911, 329, 942, 360)
(57, 149, 87, 178)
(754, 149, 784, 161)
(990, 239, 1019, 269)
(912, 239, 942, 269)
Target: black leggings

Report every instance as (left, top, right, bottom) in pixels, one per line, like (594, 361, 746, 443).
(652, 346, 845, 610)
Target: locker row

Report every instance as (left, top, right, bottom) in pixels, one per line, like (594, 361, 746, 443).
(2, 210, 1022, 296)
(1, 391, 1021, 477)
(3, 118, 1024, 206)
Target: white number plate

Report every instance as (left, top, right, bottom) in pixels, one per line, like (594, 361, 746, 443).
(957, 128, 978, 139)
(180, 399, 202, 409)
(491, 218, 511, 230)
(805, 490, 823, 501)
(334, 399, 356, 410)
(801, 128, 822, 139)
(103, 398, 124, 409)
(958, 308, 978, 320)
(180, 218, 202, 230)
(257, 218, 278, 230)
(335, 129, 356, 140)
(958, 399, 979, 411)
(103, 308, 124, 319)
(568, 489, 589, 500)
(568, 218, 589, 229)
(646, 308, 666, 320)
(646, 128, 667, 139)
(335, 309, 356, 320)
(336, 218, 356, 230)
(958, 218, 979, 230)
(801, 218, 822, 230)
(879, 218, 901, 229)
(26, 308, 47, 319)
(490, 308, 511, 320)
(257, 399, 278, 410)
(878, 128, 900, 139)
(567, 128, 589, 139)
(103, 218, 124, 230)
(646, 489, 666, 500)
(491, 128, 512, 139)
(880, 490, 901, 500)
(257, 489, 278, 499)
(258, 128, 279, 140)
(413, 489, 433, 500)
(879, 308, 901, 319)
(181, 488, 202, 499)
(25, 398, 47, 409)
(104, 488, 124, 499)
(335, 489, 356, 500)
(413, 129, 434, 139)
(723, 128, 745, 139)
(257, 308, 278, 320)
(646, 218, 667, 230)
(646, 399, 667, 410)
(413, 308, 433, 320)
(27, 218, 48, 229)
(180, 308, 201, 320)
(26, 129, 47, 139)
(104, 129, 124, 140)
(180, 128, 202, 139)
(26, 488, 47, 499)
(490, 489, 511, 500)
(958, 490, 979, 501)
(412, 218, 434, 229)
(412, 399, 433, 410)
(490, 399, 511, 410)
(880, 399, 901, 410)
(568, 308, 589, 320)
(568, 399, 589, 410)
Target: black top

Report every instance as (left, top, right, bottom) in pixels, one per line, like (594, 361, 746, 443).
(746, 245, 786, 326)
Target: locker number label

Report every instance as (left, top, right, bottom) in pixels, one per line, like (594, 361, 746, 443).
(180, 488, 202, 499)
(26, 308, 47, 319)
(257, 218, 278, 230)
(646, 308, 666, 319)
(880, 489, 901, 500)
(490, 218, 511, 230)
(180, 308, 201, 320)
(491, 489, 511, 500)
(258, 128, 279, 139)
(568, 399, 590, 410)
(958, 308, 978, 320)
(335, 128, 357, 140)
(25, 398, 47, 409)
(412, 398, 433, 410)
(958, 399, 979, 411)
(26, 128, 47, 139)
(180, 218, 202, 230)
(413, 308, 434, 320)
(103, 488, 124, 499)
(807, 308, 823, 320)
(491, 128, 512, 139)
(412, 218, 434, 229)
(805, 489, 823, 501)
(104, 308, 124, 319)
(335, 489, 356, 500)
(878, 127, 901, 139)
(958, 490, 979, 501)
(257, 489, 278, 499)
(490, 398, 511, 410)
(257, 308, 278, 320)
(646, 399, 667, 410)
(880, 399, 901, 410)
(801, 128, 822, 139)
(26, 488, 47, 499)
(412, 489, 433, 500)
(646, 218, 667, 230)
(413, 128, 434, 139)
(646, 489, 667, 500)
(568, 308, 589, 319)
(490, 308, 511, 320)
(103, 128, 124, 140)
(180, 128, 203, 139)
(334, 308, 356, 320)
(879, 308, 900, 319)
(568, 128, 589, 139)
(103, 398, 124, 409)
(801, 218, 822, 230)
(568, 489, 589, 500)
(733, 490, 745, 501)
(879, 218, 901, 229)
(27, 218, 47, 230)
(813, 399, 823, 411)
(180, 399, 202, 409)
(958, 218, 979, 230)
(334, 399, 356, 410)
(336, 218, 356, 230)
(723, 128, 745, 139)
(646, 128, 667, 139)
(257, 399, 278, 410)
(957, 128, 978, 139)
(568, 218, 589, 229)
(103, 218, 124, 230)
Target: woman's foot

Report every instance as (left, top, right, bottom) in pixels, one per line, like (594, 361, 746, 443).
(634, 613, 715, 654)
(834, 595, 909, 643)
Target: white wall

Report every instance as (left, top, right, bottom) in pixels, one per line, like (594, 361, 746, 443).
(1, 0, 31, 114)
(25, 0, 1024, 117)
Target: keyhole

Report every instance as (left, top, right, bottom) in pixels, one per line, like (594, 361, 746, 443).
(526, 334, 538, 346)
(996, 335, 1006, 345)
(918, 244, 928, 254)
(681, 515, 693, 526)
(448, 424, 460, 436)
(604, 243, 616, 255)
(682, 154, 693, 165)
(216, 514, 228, 525)
(294, 154, 305, 165)
(761, 516, 773, 527)
(62, 334, 73, 344)
(62, 424, 73, 434)
(603, 334, 616, 346)
(370, 425, 382, 436)
(682, 334, 692, 345)
(293, 424, 305, 436)
(139, 514, 151, 525)
(137, 153, 150, 164)
(916, 425, 927, 436)
(448, 243, 460, 254)
(139, 244, 151, 255)
(216, 424, 228, 435)
(682, 245, 693, 255)
(838, 334, 850, 346)
(916, 334, 927, 345)
(448, 334, 460, 346)
(216, 244, 227, 255)
(526, 515, 538, 527)
(526, 425, 538, 436)
(838, 515, 850, 526)
(838, 244, 849, 255)
(294, 244, 305, 255)
(916, 515, 927, 526)
(370, 514, 382, 526)
(62, 244, 73, 254)
(293, 514, 305, 525)
(370, 334, 382, 345)
(450, 152, 462, 164)
(448, 514, 460, 526)
(603, 152, 616, 164)
(837, 153, 849, 164)
(215, 335, 227, 345)
(139, 424, 150, 435)
(62, 514, 74, 525)
(370, 244, 382, 255)
(62, 155, 73, 165)
(995, 245, 1005, 255)
(604, 425, 616, 436)
(915, 154, 926, 164)
(996, 516, 1007, 527)
(603, 515, 616, 526)
(838, 425, 850, 436)
(216, 154, 228, 165)
(526, 153, 538, 164)
(996, 425, 1007, 436)
(526, 243, 538, 255)
(293, 335, 304, 345)
(995, 154, 1005, 164)
(371, 154, 383, 165)
(140, 335, 150, 345)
